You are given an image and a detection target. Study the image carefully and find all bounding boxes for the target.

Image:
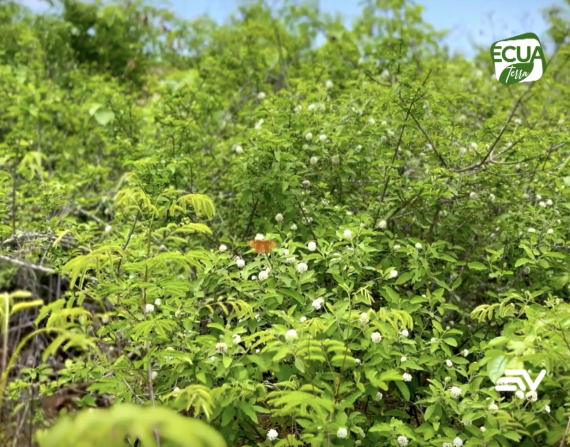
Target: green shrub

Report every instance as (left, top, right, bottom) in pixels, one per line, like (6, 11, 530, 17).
(1, 0, 570, 446)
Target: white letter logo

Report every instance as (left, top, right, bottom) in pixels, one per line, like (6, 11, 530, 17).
(495, 369, 546, 392)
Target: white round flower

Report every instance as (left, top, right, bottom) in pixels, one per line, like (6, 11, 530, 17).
(290, 224, 298, 230)
(431, 337, 438, 343)
(469, 142, 477, 150)
(232, 334, 241, 344)
(104, 224, 112, 233)
(403, 373, 412, 382)
(536, 194, 542, 200)
(547, 228, 553, 234)
(400, 356, 407, 362)
(308, 241, 317, 251)
(401, 329, 409, 338)
(145, 304, 155, 313)
(450, 386, 461, 398)
(258, 270, 269, 281)
(151, 370, 158, 380)
(397, 435, 408, 446)
(526, 391, 538, 402)
(355, 358, 361, 364)
(463, 420, 472, 426)
(173, 386, 181, 396)
(282, 249, 289, 256)
(513, 118, 522, 125)
(154, 299, 162, 306)
(215, 342, 227, 353)
(336, 428, 347, 438)
(255, 233, 264, 241)
(378, 220, 387, 229)
(305, 132, 313, 141)
(528, 228, 536, 233)
(469, 191, 478, 200)
(359, 312, 369, 324)
(539, 201, 546, 207)
(446, 359, 453, 367)
(489, 194, 495, 201)
(544, 405, 551, 413)
(257, 91, 266, 100)
(488, 402, 498, 412)
(310, 156, 318, 165)
(515, 390, 524, 399)
(375, 391, 383, 400)
(452, 437, 463, 447)
(285, 329, 298, 341)
(235, 145, 243, 154)
(319, 134, 327, 142)
(547, 199, 553, 206)
(415, 243, 422, 249)
(325, 80, 333, 89)
(267, 429, 278, 441)
(302, 180, 311, 188)
(331, 155, 340, 164)
(312, 298, 324, 310)
(308, 104, 315, 111)
(371, 332, 382, 343)
(393, 244, 400, 251)
(210, 356, 216, 361)
(390, 270, 398, 278)
(275, 213, 284, 222)
(236, 258, 245, 268)
(343, 229, 352, 238)
(462, 349, 469, 357)
(219, 244, 228, 252)
(368, 117, 375, 125)
(300, 316, 307, 323)
(297, 262, 308, 273)
(480, 427, 486, 433)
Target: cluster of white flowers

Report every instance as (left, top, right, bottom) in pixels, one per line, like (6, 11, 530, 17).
(450, 386, 461, 398)
(155, 299, 162, 306)
(462, 349, 469, 357)
(415, 243, 422, 249)
(236, 257, 245, 268)
(400, 356, 407, 362)
(275, 213, 283, 222)
(297, 262, 308, 273)
(375, 391, 383, 400)
(258, 269, 270, 281)
(430, 337, 438, 343)
(544, 404, 551, 413)
(547, 228, 554, 234)
(390, 270, 398, 278)
(403, 373, 412, 382)
(145, 304, 154, 313)
(151, 370, 158, 380)
(393, 244, 400, 251)
(312, 298, 324, 310)
(378, 220, 387, 229)
(336, 428, 347, 438)
(397, 435, 408, 446)
(371, 332, 382, 343)
(401, 329, 409, 338)
(359, 312, 369, 324)
(526, 391, 538, 402)
(300, 316, 307, 323)
(308, 241, 317, 251)
(319, 134, 327, 142)
(325, 80, 333, 89)
(215, 342, 227, 354)
(528, 228, 536, 233)
(445, 359, 453, 367)
(488, 402, 498, 413)
(305, 132, 313, 141)
(285, 329, 298, 341)
(515, 390, 524, 399)
(368, 117, 375, 125)
(232, 334, 241, 344)
(343, 229, 352, 238)
(302, 180, 311, 188)
(452, 438, 463, 447)
(290, 224, 298, 230)
(235, 145, 243, 154)
(219, 244, 228, 252)
(310, 156, 318, 165)
(331, 155, 340, 164)
(267, 429, 278, 441)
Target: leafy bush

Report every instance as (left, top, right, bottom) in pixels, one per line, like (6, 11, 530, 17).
(1, 0, 570, 446)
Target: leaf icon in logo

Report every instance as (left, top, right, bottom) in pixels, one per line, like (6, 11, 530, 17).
(499, 62, 534, 85)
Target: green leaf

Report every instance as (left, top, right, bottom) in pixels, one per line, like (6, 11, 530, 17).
(468, 262, 487, 270)
(94, 108, 115, 125)
(395, 271, 414, 284)
(487, 355, 508, 384)
(395, 381, 410, 400)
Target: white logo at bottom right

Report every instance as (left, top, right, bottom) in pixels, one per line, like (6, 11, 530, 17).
(495, 369, 546, 393)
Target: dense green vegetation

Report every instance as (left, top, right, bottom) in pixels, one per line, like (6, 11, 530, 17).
(1, 0, 570, 446)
